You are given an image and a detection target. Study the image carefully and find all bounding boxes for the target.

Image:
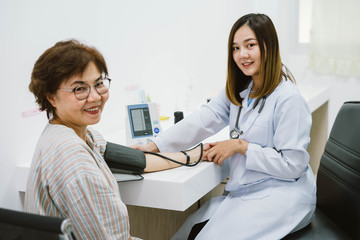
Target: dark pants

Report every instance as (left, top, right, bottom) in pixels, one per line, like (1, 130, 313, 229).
(188, 220, 209, 240)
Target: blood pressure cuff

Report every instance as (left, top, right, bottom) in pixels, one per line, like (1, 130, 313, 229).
(104, 142, 146, 174)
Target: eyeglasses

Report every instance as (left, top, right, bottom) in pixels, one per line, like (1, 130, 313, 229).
(59, 78, 111, 100)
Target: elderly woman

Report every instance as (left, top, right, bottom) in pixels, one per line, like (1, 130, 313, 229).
(25, 39, 201, 239)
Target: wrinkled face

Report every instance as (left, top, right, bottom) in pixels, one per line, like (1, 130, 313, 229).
(48, 62, 109, 131)
(232, 24, 261, 84)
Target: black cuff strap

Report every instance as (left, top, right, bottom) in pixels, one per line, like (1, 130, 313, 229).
(104, 142, 146, 174)
(180, 151, 190, 164)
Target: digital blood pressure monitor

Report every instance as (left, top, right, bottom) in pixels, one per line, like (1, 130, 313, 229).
(125, 103, 162, 145)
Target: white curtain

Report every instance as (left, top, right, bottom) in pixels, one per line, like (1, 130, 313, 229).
(309, 0, 360, 78)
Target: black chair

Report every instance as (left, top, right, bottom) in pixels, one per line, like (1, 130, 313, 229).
(284, 101, 360, 240)
(0, 207, 76, 240)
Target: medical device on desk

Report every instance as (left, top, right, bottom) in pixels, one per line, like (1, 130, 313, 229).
(125, 103, 162, 145)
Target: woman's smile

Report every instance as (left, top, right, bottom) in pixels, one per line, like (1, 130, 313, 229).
(241, 62, 254, 68)
(84, 106, 101, 114)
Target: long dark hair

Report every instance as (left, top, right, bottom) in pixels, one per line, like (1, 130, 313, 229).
(226, 13, 294, 106)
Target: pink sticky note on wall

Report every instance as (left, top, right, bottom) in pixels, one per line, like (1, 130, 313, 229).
(22, 108, 42, 118)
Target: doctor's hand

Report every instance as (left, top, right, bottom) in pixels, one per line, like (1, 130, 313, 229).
(204, 139, 249, 166)
(201, 143, 212, 161)
(131, 141, 160, 153)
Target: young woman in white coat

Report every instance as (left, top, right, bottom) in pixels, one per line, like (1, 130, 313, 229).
(136, 13, 316, 239)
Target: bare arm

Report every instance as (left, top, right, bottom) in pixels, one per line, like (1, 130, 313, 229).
(143, 144, 202, 172)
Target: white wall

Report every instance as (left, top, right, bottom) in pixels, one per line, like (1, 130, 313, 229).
(1, 0, 358, 211)
(0, 0, 250, 211)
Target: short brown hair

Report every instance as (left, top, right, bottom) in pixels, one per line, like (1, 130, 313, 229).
(225, 13, 294, 106)
(29, 39, 108, 118)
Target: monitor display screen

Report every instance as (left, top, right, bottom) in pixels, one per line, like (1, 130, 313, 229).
(130, 107, 153, 137)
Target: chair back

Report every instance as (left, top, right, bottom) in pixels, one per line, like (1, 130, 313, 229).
(0, 207, 76, 240)
(317, 101, 360, 239)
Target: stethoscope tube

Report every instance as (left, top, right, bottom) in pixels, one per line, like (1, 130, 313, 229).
(143, 143, 203, 167)
(230, 96, 267, 139)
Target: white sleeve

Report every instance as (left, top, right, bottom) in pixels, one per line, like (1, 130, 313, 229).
(246, 93, 312, 179)
(153, 89, 230, 152)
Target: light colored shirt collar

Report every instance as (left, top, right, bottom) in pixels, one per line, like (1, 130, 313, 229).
(239, 80, 253, 99)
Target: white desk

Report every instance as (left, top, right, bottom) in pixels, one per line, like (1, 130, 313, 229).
(118, 161, 229, 211)
(16, 84, 330, 212)
(298, 84, 330, 113)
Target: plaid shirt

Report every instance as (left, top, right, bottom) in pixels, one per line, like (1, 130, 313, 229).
(25, 124, 138, 240)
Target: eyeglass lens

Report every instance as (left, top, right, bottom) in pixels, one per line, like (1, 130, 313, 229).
(74, 78, 110, 100)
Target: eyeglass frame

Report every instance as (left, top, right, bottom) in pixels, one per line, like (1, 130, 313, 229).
(58, 77, 111, 100)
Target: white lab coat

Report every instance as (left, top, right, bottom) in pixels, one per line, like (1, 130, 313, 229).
(153, 78, 316, 239)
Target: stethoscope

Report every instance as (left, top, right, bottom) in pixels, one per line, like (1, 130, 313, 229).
(230, 96, 267, 139)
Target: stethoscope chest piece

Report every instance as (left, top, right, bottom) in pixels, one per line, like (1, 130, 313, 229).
(229, 95, 267, 140)
(230, 128, 243, 139)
